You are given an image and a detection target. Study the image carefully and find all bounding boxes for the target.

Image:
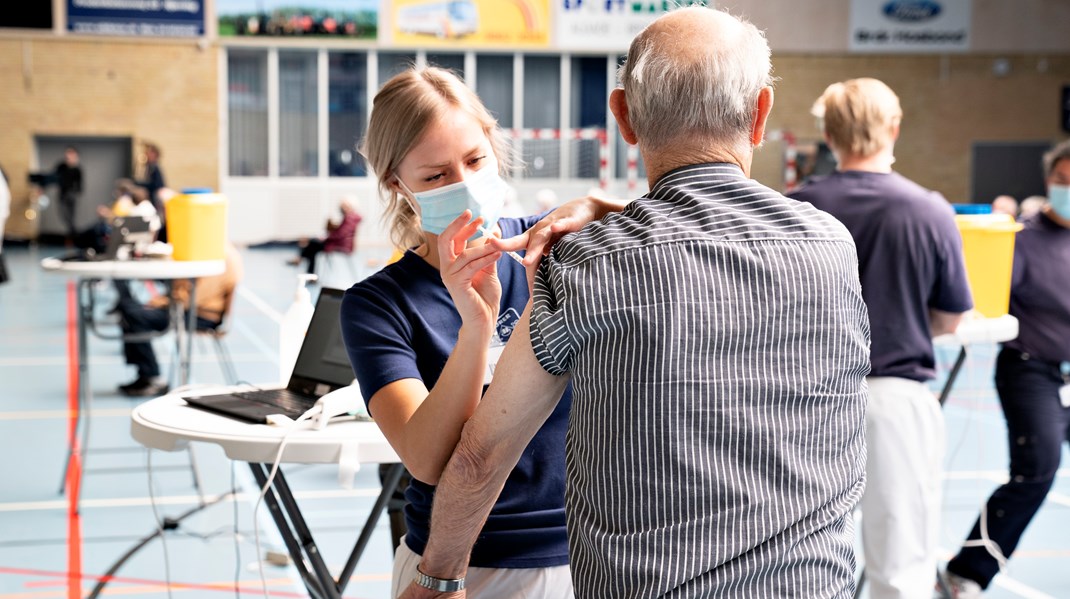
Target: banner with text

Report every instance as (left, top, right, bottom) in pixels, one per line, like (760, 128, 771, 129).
(67, 0, 204, 37)
(390, 0, 550, 48)
(556, 0, 712, 52)
(849, 0, 971, 53)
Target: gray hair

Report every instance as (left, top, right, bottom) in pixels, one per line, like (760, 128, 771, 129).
(1042, 138, 1070, 179)
(617, 6, 774, 153)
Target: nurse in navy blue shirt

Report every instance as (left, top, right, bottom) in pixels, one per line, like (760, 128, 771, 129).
(340, 67, 624, 599)
(944, 139, 1070, 595)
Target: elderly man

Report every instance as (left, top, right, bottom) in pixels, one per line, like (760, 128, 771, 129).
(403, 7, 870, 598)
(789, 78, 973, 599)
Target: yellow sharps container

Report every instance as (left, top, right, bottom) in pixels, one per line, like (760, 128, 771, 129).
(165, 188, 227, 261)
(954, 213, 1023, 318)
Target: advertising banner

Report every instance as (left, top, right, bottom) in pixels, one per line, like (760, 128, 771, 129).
(67, 0, 204, 37)
(391, 0, 550, 48)
(217, 0, 378, 38)
(556, 0, 712, 52)
(849, 0, 971, 53)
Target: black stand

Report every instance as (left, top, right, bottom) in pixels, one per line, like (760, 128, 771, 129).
(247, 461, 407, 599)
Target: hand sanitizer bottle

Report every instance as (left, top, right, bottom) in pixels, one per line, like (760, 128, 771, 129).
(279, 273, 317, 383)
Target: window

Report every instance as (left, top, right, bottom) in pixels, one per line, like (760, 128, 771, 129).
(522, 55, 560, 178)
(378, 52, 416, 88)
(329, 52, 367, 177)
(227, 50, 268, 176)
(476, 54, 513, 128)
(279, 51, 318, 176)
(426, 52, 465, 79)
(571, 56, 608, 180)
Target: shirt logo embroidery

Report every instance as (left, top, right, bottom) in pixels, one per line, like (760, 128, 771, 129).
(497, 307, 521, 342)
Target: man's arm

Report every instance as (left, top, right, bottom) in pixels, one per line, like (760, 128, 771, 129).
(930, 308, 965, 337)
(399, 304, 571, 599)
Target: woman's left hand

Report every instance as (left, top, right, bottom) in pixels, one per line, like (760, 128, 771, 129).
(437, 210, 503, 333)
(490, 194, 629, 291)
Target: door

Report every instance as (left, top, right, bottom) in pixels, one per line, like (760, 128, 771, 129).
(34, 136, 132, 242)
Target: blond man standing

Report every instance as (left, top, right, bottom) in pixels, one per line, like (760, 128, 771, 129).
(790, 78, 974, 599)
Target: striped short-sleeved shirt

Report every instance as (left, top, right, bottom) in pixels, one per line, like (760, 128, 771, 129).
(529, 163, 871, 598)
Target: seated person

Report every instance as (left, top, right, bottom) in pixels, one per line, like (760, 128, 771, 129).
(77, 179, 160, 254)
(287, 197, 362, 274)
(115, 243, 243, 397)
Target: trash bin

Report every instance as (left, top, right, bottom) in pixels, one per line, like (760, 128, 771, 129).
(165, 188, 227, 261)
(955, 213, 1023, 318)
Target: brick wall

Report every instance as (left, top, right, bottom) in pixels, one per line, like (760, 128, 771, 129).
(0, 37, 218, 240)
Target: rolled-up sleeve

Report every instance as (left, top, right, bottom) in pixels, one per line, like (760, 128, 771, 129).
(528, 252, 577, 376)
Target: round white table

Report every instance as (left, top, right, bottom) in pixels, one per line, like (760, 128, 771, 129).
(41, 256, 226, 500)
(131, 389, 401, 599)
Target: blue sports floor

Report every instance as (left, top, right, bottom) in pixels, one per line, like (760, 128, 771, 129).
(1, 243, 1068, 598)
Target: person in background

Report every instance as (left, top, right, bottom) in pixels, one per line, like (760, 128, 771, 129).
(991, 194, 1018, 218)
(287, 197, 363, 275)
(340, 66, 625, 598)
(402, 7, 870, 597)
(137, 143, 167, 241)
(1019, 195, 1046, 220)
(56, 146, 83, 245)
(74, 178, 150, 253)
(114, 242, 243, 397)
(942, 139, 1070, 597)
(789, 77, 973, 599)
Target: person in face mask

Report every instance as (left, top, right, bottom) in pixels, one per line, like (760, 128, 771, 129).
(942, 138, 1070, 597)
(338, 67, 625, 599)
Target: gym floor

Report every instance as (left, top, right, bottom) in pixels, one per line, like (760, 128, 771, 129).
(1, 243, 1067, 598)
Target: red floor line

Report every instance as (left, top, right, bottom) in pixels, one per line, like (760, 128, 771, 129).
(0, 566, 318, 597)
(64, 280, 81, 599)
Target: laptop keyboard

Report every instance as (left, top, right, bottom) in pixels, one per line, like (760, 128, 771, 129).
(234, 388, 313, 414)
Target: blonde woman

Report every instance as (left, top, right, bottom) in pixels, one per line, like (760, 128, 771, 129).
(340, 67, 623, 598)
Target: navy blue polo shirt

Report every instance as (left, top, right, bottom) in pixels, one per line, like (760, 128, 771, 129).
(1003, 211, 1070, 363)
(791, 170, 973, 381)
(339, 215, 571, 569)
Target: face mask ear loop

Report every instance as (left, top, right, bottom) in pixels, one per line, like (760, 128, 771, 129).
(395, 177, 421, 218)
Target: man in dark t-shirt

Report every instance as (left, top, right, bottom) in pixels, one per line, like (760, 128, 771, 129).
(790, 78, 973, 599)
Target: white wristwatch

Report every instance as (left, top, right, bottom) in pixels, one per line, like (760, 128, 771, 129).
(415, 565, 466, 592)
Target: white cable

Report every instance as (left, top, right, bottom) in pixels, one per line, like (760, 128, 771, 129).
(232, 462, 241, 599)
(146, 449, 175, 599)
(253, 405, 321, 598)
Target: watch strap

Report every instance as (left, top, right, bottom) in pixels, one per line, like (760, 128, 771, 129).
(414, 565, 465, 592)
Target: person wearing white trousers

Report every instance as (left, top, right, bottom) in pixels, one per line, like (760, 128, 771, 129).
(862, 377, 946, 598)
(789, 77, 974, 598)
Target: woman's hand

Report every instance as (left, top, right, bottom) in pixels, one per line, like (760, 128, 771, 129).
(491, 194, 629, 291)
(437, 210, 503, 333)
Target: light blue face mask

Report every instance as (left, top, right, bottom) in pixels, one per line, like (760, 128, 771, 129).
(1048, 184, 1070, 220)
(397, 165, 508, 236)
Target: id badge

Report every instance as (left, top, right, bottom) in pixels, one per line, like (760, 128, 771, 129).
(484, 336, 506, 386)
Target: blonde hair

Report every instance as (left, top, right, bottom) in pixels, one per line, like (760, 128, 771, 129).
(813, 78, 902, 159)
(361, 67, 511, 251)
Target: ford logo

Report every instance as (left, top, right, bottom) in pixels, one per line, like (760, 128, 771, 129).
(883, 0, 942, 22)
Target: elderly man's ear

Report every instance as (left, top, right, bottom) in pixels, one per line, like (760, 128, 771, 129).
(609, 88, 638, 146)
(751, 86, 774, 147)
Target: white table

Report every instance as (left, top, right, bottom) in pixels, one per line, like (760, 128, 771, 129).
(41, 257, 225, 500)
(933, 314, 1019, 405)
(131, 389, 402, 599)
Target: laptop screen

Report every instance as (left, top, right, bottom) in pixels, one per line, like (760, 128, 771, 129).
(289, 288, 356, 391)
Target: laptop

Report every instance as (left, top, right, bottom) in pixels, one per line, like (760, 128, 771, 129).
(183, 287, 357, 424)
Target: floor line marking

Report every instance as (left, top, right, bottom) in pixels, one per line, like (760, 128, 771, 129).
(0, 487, 384, 512)
(236, 286, 283, 324)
